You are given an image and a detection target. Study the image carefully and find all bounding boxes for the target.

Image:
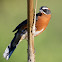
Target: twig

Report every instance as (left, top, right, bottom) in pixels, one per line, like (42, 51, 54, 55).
(27, 0, 35, 62)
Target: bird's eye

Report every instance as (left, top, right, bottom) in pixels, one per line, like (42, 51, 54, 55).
(42, 9, 51, 14)
(43, 9, 47, 12)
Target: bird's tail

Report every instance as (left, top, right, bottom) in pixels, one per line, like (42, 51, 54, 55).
(3, 33, 23, 60)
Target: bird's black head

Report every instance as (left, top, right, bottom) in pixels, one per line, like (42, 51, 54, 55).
(39, 6, 51, 15)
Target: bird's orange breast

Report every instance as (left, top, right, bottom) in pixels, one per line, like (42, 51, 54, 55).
(36, 14, 51, 32)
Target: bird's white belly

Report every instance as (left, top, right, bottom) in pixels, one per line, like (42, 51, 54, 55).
(34, 28, 44, 36)
(21, 28, 44, 40)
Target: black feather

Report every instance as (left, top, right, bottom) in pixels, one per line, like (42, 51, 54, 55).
(13, 19, 27, 32)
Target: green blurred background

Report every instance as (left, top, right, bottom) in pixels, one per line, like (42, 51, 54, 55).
(0, 0, 62, 62)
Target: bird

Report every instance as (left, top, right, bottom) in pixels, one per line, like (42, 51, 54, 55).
(3, 6, 51, 60)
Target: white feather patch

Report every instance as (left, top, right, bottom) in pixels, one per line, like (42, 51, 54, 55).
(42, 7, 48, 9)
(34, 28, 44, 36)
(3, 47, 9, 60)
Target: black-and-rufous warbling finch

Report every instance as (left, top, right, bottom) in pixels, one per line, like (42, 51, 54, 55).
(3, 6, 51, 60)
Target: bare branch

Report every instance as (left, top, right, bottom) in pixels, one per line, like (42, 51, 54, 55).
(27, 0, 35, 62)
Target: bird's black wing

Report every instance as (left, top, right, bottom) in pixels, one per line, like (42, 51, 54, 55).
(13, 19, 27, 32)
